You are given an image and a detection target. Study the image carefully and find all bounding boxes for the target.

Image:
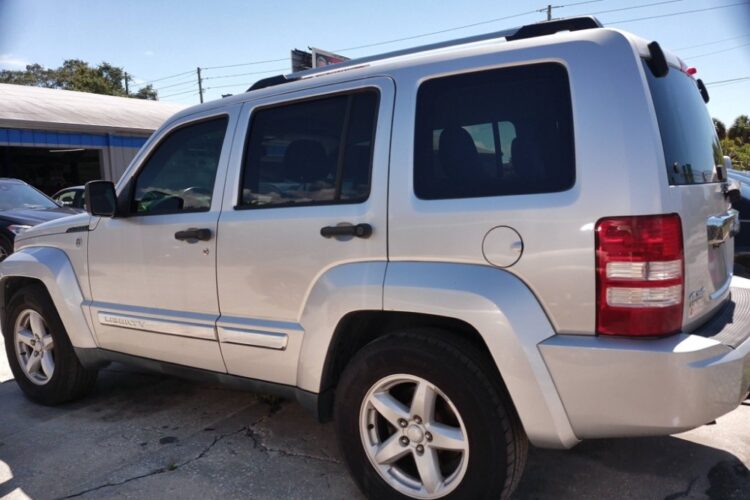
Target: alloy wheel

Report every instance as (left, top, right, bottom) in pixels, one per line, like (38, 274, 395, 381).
(359, 374, 469, 499)
(14, 309, 55, 385)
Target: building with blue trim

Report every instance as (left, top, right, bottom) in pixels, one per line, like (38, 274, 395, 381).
(0, 83, 184, 194)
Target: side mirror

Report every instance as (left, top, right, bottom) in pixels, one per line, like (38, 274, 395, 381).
(85, 180, 118, 217)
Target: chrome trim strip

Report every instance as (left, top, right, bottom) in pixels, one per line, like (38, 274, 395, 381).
(710, 277, 732, 301)
(96, 311, 216, 340)
(218, 327, 289, 350)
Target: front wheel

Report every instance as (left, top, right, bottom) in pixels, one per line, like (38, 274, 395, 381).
(335, 330, 527, 500)
(3, 284, 98, 405)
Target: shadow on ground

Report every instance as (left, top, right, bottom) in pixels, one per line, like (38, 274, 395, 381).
(0, 364, 748, 499)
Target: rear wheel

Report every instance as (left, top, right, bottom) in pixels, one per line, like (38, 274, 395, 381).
(3, 284, 98, 405)
(335, 329, 527, 500)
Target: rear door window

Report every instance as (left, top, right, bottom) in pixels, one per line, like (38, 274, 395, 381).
(645, 65, 722, 185)
(414, 63, 575, 200)
(238, 90, 379, 208)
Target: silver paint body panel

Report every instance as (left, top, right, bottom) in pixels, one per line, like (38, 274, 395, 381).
(2, 27, 747, 450)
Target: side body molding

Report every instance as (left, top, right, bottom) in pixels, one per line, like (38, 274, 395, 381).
(296, 261, 386, 392)
(0, 247, 97, 348)
(383, 262, 579, 449)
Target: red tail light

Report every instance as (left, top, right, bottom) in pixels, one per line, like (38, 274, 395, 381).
(595, 214, 684, 337)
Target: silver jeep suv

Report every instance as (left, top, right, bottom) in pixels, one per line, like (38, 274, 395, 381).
(2, 17, 749, 500)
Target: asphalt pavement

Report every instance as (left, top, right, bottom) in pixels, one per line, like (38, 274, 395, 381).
(0, 349, 748, 500)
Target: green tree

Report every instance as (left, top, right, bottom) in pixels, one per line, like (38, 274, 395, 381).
(713, 118, 726, 140)
(0, 60, 157, 100)
(728, 115, 750, 143)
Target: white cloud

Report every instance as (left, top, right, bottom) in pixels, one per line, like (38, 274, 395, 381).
(0, 54, 29, 69)
(144, 50, 155, 57)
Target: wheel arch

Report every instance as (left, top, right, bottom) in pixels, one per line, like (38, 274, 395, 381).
(317, 310, 509, 415)
(0, 247, 97, 348)
(299, 260, 579, 449)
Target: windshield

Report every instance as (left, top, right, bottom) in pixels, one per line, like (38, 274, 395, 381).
(645, 63, 722, 185)
(0, 182, 59, 210)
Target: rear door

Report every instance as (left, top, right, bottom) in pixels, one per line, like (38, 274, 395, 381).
(215, 78, 394, 385)
(645, 65, 736, 329)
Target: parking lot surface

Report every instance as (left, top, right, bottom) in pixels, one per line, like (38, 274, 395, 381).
(1, 350, 748, 500)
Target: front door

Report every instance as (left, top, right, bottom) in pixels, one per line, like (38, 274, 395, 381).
(215, 78, 395, 385)
(87, 112, 237, 371)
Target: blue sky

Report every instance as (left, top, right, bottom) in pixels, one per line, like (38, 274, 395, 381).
(0, 0, 748, 124)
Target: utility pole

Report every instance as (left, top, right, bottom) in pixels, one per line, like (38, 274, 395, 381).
(546, 4, 552, 21)
(124, 72, 129, 95)
(197, 67, 204, 103)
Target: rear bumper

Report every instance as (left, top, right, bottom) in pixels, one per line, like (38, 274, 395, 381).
(540, 280, 750, 439)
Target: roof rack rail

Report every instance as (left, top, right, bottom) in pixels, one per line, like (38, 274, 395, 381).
(246, 74, 300, 92)
(247, 16, 603, 92)
(506, 16, 602, 41)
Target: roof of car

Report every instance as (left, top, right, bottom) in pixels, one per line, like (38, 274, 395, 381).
(164, 17, 666, 128)
(0, 178, 26, 185)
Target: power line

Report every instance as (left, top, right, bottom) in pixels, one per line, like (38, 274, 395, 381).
(202, 57, 289, 71)
(132, 1, 606, 83)
(202, 67, 289, 81)
(201, 5, 549, 71)
(332, 10, 539, 52)
(141, 0, 746, 91)
(538, 1, 605, 21)
(153, 78, 196, 91)
(160, 88, 200, 99)
(136, 69, 195, 86)
(613, 1, 748, 24)
(687, 41, 750, 60)
(675, 33, 750, 52)
(589, 0, 684, 16)
(705, 76, 750, 86)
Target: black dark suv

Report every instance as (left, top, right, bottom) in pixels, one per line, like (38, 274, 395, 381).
(0, 178, 81, 261)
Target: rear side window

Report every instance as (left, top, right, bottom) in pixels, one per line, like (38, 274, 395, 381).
(239, 90, 379, 208)
(414, 63, 575, 200)
(645, 65, 722, 185)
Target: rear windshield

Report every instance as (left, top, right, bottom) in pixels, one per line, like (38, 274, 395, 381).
(645, 63, 722, 185)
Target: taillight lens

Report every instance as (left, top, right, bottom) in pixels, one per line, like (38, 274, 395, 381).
(596, 214, 684, 336)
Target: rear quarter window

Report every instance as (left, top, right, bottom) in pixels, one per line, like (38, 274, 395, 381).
(414, 63, 575, 200)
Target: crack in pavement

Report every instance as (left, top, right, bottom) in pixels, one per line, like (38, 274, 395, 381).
(664, 476, 699, 500)
(244, 425, 342, 465)
(56, 425, 248, 499)
(242, 403, 341, 465)
(54, 399, 337, 499)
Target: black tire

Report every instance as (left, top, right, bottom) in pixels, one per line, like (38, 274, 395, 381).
(335, 329, 528, 500)
(0, 234, 12, 262)
(3, 284, 98, 405)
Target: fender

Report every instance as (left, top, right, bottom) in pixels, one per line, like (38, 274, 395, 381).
(296, 261, 386, 392)
(383, 261, 579, 449)
(0, 246, 97, 348)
